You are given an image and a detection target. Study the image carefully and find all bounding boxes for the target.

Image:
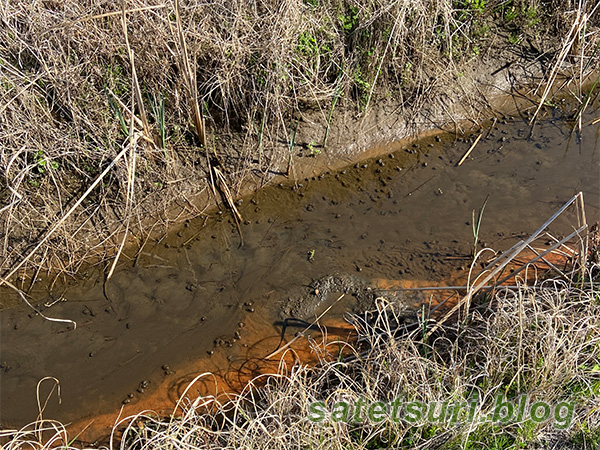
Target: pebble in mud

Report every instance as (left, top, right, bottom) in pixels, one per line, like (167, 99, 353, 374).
(238, 322, 245, 328)
(244, 301, 253, 307)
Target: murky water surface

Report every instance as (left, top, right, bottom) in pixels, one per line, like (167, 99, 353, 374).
(1, 106, 599, 433)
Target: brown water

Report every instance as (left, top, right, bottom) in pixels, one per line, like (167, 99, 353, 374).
(1, 105, 599, 438)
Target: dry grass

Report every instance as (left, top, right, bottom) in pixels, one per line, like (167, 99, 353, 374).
(1, 264, 599, 449)
(1, 0, 599, 283)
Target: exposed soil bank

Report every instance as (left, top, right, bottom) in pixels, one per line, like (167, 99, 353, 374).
(1, 99, 598, 443)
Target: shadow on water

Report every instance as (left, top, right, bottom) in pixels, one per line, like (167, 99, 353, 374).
(1, 103, 599, 441)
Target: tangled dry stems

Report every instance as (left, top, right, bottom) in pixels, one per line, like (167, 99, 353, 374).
(2, 266, 599, 449)
(1, 0, 599, 281)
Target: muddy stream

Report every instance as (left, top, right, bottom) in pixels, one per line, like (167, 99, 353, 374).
(1, 105, 599, 442)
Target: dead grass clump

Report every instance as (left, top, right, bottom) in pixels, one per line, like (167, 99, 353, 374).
(1, 0, 599, 283)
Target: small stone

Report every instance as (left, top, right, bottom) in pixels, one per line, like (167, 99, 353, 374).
(238, 322, 245, 328)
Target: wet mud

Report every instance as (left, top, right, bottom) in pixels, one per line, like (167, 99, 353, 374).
(1, 105, 599, 442)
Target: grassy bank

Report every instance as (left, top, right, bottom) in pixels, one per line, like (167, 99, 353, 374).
(1, 0, 599, 280)
(2, 262, 599, 449)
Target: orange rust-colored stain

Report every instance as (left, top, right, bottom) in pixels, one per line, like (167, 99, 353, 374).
(67, 247, 575, 444)
(69, 312, 356, 444)
(372, 247, 575, 315)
